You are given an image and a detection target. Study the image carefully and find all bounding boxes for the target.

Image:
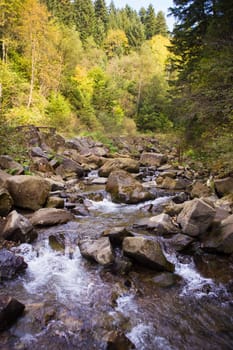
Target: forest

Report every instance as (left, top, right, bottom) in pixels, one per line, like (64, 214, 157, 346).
(0, 0, 232, 173)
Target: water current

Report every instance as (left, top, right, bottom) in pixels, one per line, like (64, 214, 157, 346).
(0, 172, 233, 349)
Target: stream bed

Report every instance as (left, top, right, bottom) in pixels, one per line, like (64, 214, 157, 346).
(0, 175, 233, 350)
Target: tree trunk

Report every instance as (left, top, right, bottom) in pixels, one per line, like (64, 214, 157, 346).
(27, 41, 36, 109)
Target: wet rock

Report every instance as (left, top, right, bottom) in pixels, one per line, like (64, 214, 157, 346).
(55, 157, 84, 179)
(163, 201, 184, 216)
(152, 272, 181, 287)
(0, 296, 25, 331)
(122, 237, 175, 272)
(172, 192, 189, 204)
(106, 170, 153, 204)
(156, 176, 189, 190)
(71, 204, 90, 216)
(191, 181, 213, 198)
(214, 177, 233, 197)
(0, 249, 28, 279)
(30, 208, 74, 226)
(46, 177, 65, 191)
(165, 233, 195, 252)
(202, 214, 233, 254)
(104, 330, 135, 350)
(49, 234, 65, 252)
(0, 188, 13, 216)
(46, 196, 64, 208)
(6, 175, 51, 211)
(177, 198, 216, 236)
(78, 237, 114, 266)
(140, 152, 167, 167)
(0, 155, 24, 175)
(134, 213, 179, 236)
(1, 210, 38, 243)
(110, 254, 132, 275)
(99, 157, 139, 177)
(102, 227, 134, 246)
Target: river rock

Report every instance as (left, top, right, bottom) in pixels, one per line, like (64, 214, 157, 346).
(202, 214, 233, 254)
(104, 330, 135, 350)
(55, 157, 84, 179)
(66, 137, 108, 157)
(0, 187, 13, 216)
(0, 296, 25, 331)
(0, 169, 11, 187)
(6, 175, 51, 211)
(152, 272, 181, 288)
(165, 233, 195, 252)
(191, 181, 213, 198)
(0, 249, 28, 279)
(177, 198, 216, 236)
(102, 227, 134, 246)
(49, 234, 65, 252)
(78, 237, 114, 266)
(2, 210, 38, 243)
(156, 176, 189, 190)
(46, 196, 64, 208)
(30, 208, 74, 226)
(140, 152, 167, 167)
(32, 157, 54, 173)
(106, 170, 153, 204)
(134, 213, 179, 235)
(214, 177, 233, 197)
(99, 157, 139, 177)
(0, 155, 24, 175)
(122, 237, 175, 272)
(31, 146, 48, 158)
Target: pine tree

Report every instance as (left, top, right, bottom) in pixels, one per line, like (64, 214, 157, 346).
(42, 0, 74, 26)
(94, 0, 108, 31)
(144, 4, 157, 39)
(155, 11, 168, 37)
(73, 0, 95, 42)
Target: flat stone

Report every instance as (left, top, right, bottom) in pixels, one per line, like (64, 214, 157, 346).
(30, 208, 74, 226)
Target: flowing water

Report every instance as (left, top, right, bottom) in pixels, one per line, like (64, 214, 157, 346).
(0, 174, 233, 349)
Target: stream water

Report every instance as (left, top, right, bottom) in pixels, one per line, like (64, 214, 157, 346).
(0, 172, 233, 349)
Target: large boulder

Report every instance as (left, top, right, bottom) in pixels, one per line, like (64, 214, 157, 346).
(99, 158, 139, 177)
(134, 213, 179, 235)
(156, 176, 189, 191)
(6, 175, 51, 211)
(214, 177, 233, 197)
(0, 296, 25, 331)
(106, 170, 153, 204)
(122, 237, 174, 272)
(202, 214, 233, 254)
(140, 152, 167, 167)
(177, 198, 216, 237)
(1, 210, 38, 243)
(0, 187, 13, 216)
(0, 155, 24, 175)
(78, 237, 114, 266)
(55, 157, 84, 179)
(30, 208, 74, 226)
(66, 136, 109, 157)
(0, 169, 11, 187)
(0, 249, 28, 279)
(191, 181, 213, 198)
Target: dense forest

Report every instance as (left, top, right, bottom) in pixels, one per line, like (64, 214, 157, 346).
(0, 0, 232, 172)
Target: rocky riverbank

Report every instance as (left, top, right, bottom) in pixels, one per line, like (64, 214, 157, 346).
(0, 126, 233, 349)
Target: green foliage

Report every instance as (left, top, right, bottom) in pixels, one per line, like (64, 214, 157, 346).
(45, 92, 73, 131)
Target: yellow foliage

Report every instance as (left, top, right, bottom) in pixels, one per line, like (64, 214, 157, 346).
(104, 29, 128, 58)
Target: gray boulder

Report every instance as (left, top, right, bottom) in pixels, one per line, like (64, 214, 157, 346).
(55, 157, 84, 179)
(177, 198, 216, 236)
(78, 237, 114, 265)
(214, 177, 233, 197)
(140, 152, 167, 167)
(99, 157, 139, 177)
(2, 210, 38, 243)
(134, 213, 179, 235)
(106, 170, 153, 204)
(202, 214, 233, 254)
(122, 237, 174, 272)
(30, 208, 74, 226)
(0, 249, 28, 279)
(6, 175, 51, 211)
(0, 296, 25, 331)
(0, 187, 13, 216)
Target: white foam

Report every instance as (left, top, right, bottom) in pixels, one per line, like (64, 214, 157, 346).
(127, 323, 175, 350)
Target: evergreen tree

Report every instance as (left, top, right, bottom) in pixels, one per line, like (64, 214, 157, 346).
(155, 11, 168, 37)
(94, 0, 108, 31)
(42, 0, 74, 26)
(73, 0, 95, 42)
(139, 7, 146, 24)
(144, 4, 157, 39)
